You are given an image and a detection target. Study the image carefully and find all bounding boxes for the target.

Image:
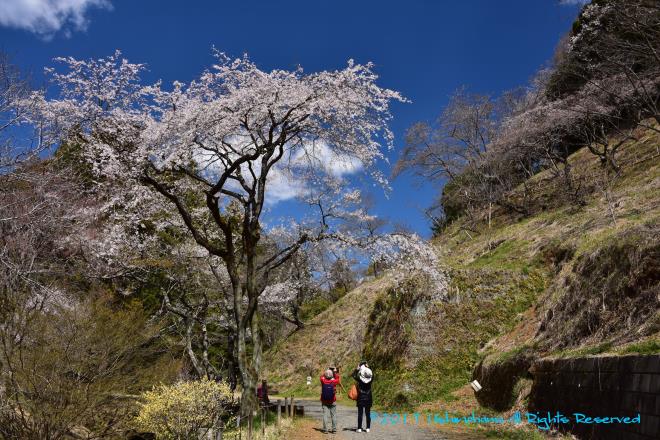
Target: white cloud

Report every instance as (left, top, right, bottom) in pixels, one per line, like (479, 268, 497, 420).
(263, 168, 310, 204)
(294, 139, 363, 177)
(0, 0, 111, 39)
(265, 140, 364, 204)
(192, 137, 364, 206)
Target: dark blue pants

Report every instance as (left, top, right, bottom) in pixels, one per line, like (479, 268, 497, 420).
(357, 404, 371, 429)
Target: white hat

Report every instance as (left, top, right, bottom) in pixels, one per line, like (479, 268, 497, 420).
(359, 366, 373, 383)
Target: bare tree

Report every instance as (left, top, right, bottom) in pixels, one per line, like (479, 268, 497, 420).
(394, 88, 496, 182)
(396, 88, 528, 225)
(159, 261, 227, 381)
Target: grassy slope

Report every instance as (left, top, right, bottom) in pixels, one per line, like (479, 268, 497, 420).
(265, 124, 659, 417)
(264, 276, 395, 399)
(449, 125, 660, 360)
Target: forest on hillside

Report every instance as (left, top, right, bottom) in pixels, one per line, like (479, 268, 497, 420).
(1, 0, 659, 439)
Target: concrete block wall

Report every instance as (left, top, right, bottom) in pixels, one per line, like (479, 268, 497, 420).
(528, 355, 660, 439)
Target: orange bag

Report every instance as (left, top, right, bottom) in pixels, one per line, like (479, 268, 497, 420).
(348, 383, 358, 401)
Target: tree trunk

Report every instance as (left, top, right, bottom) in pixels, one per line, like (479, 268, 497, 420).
(237, 320, 258, 418)
(201, 319, 212, 379)
(235, 282, 261, 418)
(226, 333, 238, 391)
(185, 318, 205, 378)
(251, 308, 263, 379)
(285, 302, 305, 330)
(488, 202, 492, 229)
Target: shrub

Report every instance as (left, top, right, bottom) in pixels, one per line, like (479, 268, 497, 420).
(0, 297, 176, 440)
(299, 296, 333, 321)
(135, 379, 233, 439)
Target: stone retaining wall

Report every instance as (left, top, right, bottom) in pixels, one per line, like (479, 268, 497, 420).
(528, 355, 660, 439)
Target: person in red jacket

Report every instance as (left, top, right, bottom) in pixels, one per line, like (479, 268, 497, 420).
(320, 367, 340, 433)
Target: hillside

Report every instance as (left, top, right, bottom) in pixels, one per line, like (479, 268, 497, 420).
(265, 122, 659, 417)
(264, 277, 396, 397)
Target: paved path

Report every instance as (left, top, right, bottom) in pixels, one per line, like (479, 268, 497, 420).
(297, 399, 489, 440)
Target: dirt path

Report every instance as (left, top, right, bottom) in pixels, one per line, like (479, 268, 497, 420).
(296, 399, 490, 440)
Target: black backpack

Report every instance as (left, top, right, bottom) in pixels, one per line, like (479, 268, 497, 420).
(321, 382, 335, 401)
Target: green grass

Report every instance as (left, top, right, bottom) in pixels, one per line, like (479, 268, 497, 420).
(299, 297, 333, 322)
(412, 130, 658, 412)
(277, 382, 318, 399)
(468, 240, 532, 271)
(619, 338, 660, 355)
(493, 345, 533, 365)
(365, 268, 547, 410)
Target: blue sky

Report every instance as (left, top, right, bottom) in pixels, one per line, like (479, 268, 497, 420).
(0, 0, 584, 236)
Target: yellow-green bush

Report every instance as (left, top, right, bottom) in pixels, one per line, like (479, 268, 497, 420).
(135, 379, 233, 439)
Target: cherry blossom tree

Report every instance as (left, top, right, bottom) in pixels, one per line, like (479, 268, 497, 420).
(394, 88, 497, 183)
(259, 250, 321, 330)
(34, 50, 446, 415)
